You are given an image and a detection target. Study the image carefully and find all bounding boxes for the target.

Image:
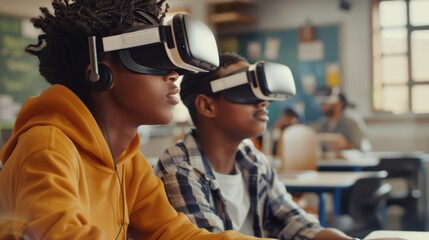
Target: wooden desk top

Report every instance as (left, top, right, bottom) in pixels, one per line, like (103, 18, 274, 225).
(280, 171, 384, 188)
(318, 157, 379, 167)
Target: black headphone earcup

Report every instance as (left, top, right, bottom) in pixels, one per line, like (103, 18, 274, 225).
(134, 9, 160, 25)
(87, 63, 113, 92)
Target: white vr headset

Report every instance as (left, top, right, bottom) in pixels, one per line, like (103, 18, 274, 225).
(209, 61, 296, 104)
(98, 13, 219, 75)
(314, 87, 341, 103)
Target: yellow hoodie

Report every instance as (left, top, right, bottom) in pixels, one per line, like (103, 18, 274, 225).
(0, 85, 268, 240)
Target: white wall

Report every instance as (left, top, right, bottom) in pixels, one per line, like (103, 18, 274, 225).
(167, 0, 210, 23)
(0, 0, 208, 19)
(256, 0, 373, 116)
(0, 0, 52, 18)
(1, 0, 428, 153)
(166, 0, 429, 153)
(0, 0, 373, 115)
(216, 0, 372, 116)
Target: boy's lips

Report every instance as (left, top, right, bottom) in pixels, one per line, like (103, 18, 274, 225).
(166, 87, 180, 105)
(166, 94, 179, 105)
(254, 109, 269, 121)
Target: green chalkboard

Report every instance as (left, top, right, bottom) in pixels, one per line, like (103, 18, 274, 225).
(0, 15, 48, 104)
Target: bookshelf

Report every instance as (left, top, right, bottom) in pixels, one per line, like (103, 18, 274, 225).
(207, 0, 257, 26)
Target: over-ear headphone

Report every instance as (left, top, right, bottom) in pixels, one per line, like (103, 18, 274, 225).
(87, 36, 113, 92)
(134, 9, 160, 25)
(86, 11, 159, 92)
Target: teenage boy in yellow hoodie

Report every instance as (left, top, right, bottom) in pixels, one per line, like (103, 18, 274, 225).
(154, 53, 401, 240)
(0, 1, 271, 240)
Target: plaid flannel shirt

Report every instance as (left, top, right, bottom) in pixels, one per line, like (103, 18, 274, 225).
(154, 129, 323, 239)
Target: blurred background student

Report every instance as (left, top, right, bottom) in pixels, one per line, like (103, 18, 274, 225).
(312, 87, 371, 155)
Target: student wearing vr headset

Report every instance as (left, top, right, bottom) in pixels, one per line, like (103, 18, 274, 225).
(0, 1, 270, 240)
(154, 53, 400, 240)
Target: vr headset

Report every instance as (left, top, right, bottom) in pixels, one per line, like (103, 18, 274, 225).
(209, 61, 296, 104)
(314, 87, 341, 104)
(100, 13, 219, 75)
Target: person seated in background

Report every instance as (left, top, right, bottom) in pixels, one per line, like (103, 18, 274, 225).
(154, 52, 367, 240)
(271, 107, 320, 214)
(312, 87, 371, 153)
(272, 106, 305, 158)
(0, 1, 267, 239)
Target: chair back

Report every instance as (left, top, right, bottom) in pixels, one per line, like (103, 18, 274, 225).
(326, 171, 391, 238)
(278, 124, 319, 172)
(373, 156, 425, 230)
(376, 157, 422, 194)
(348, 171, 391, 226)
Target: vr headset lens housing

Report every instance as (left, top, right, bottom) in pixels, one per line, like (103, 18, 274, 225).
(178, 15, 219, 72)
(102, 14, 219, 75)
(210, 61, 296, 104)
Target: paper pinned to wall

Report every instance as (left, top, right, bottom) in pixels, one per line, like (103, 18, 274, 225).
(325, 62, 341, 87)
(298, 41, 324, 61)
(247, 41, 261, 60)
(301, 74, 317, 94)
(264, 37, 280, 60)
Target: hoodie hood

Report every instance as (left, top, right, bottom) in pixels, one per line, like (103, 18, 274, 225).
(0, 84, 140, 169)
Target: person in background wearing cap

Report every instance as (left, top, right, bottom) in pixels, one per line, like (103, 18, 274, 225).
(313, 87, 371, 152)
(0, 1, 267, 239)
(154, 52, 377, 240)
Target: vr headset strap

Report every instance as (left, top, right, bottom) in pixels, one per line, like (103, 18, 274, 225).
(210, 72, 249, 93)
(102, 27, 161, 52)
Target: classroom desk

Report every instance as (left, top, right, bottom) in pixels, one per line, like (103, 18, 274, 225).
(280, 171, 384, 226)
(318, 156, 379, 171)
(364, 230, 429, 239)
(317, 151, 425, 172)
(312, 152, 428, 229)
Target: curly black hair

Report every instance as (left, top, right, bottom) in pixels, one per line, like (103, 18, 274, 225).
(25, 0, 169, 102)
(180, 52, 247, 124)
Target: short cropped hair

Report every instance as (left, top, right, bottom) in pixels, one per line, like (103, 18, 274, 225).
(180, 52, 247, 124)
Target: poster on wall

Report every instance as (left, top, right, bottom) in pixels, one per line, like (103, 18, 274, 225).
(298, 41, 324, 62)
(264, 37, 280, 60)
(325, 62, 341, 87)
(247, 41, 261, 60)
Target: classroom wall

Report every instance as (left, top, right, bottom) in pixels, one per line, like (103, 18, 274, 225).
(252, 0, 429, 152)
(257, 0, 372, 117)
(168, 0, 429, 153)
(1, 0, 428, 153)
(171, 0, 372, 116)
(0, 0, 52, 18)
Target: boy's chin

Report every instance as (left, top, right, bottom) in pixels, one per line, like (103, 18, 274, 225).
(163, 114, 176, 125)
(142, 114, 174, 126)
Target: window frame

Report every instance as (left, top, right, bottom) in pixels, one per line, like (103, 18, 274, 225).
(371, 0, 429, 115)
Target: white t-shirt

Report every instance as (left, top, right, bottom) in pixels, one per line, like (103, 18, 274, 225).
(214, 166, 254, 236)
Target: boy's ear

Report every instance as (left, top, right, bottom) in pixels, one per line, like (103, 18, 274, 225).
(195, 94, 217, 118)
